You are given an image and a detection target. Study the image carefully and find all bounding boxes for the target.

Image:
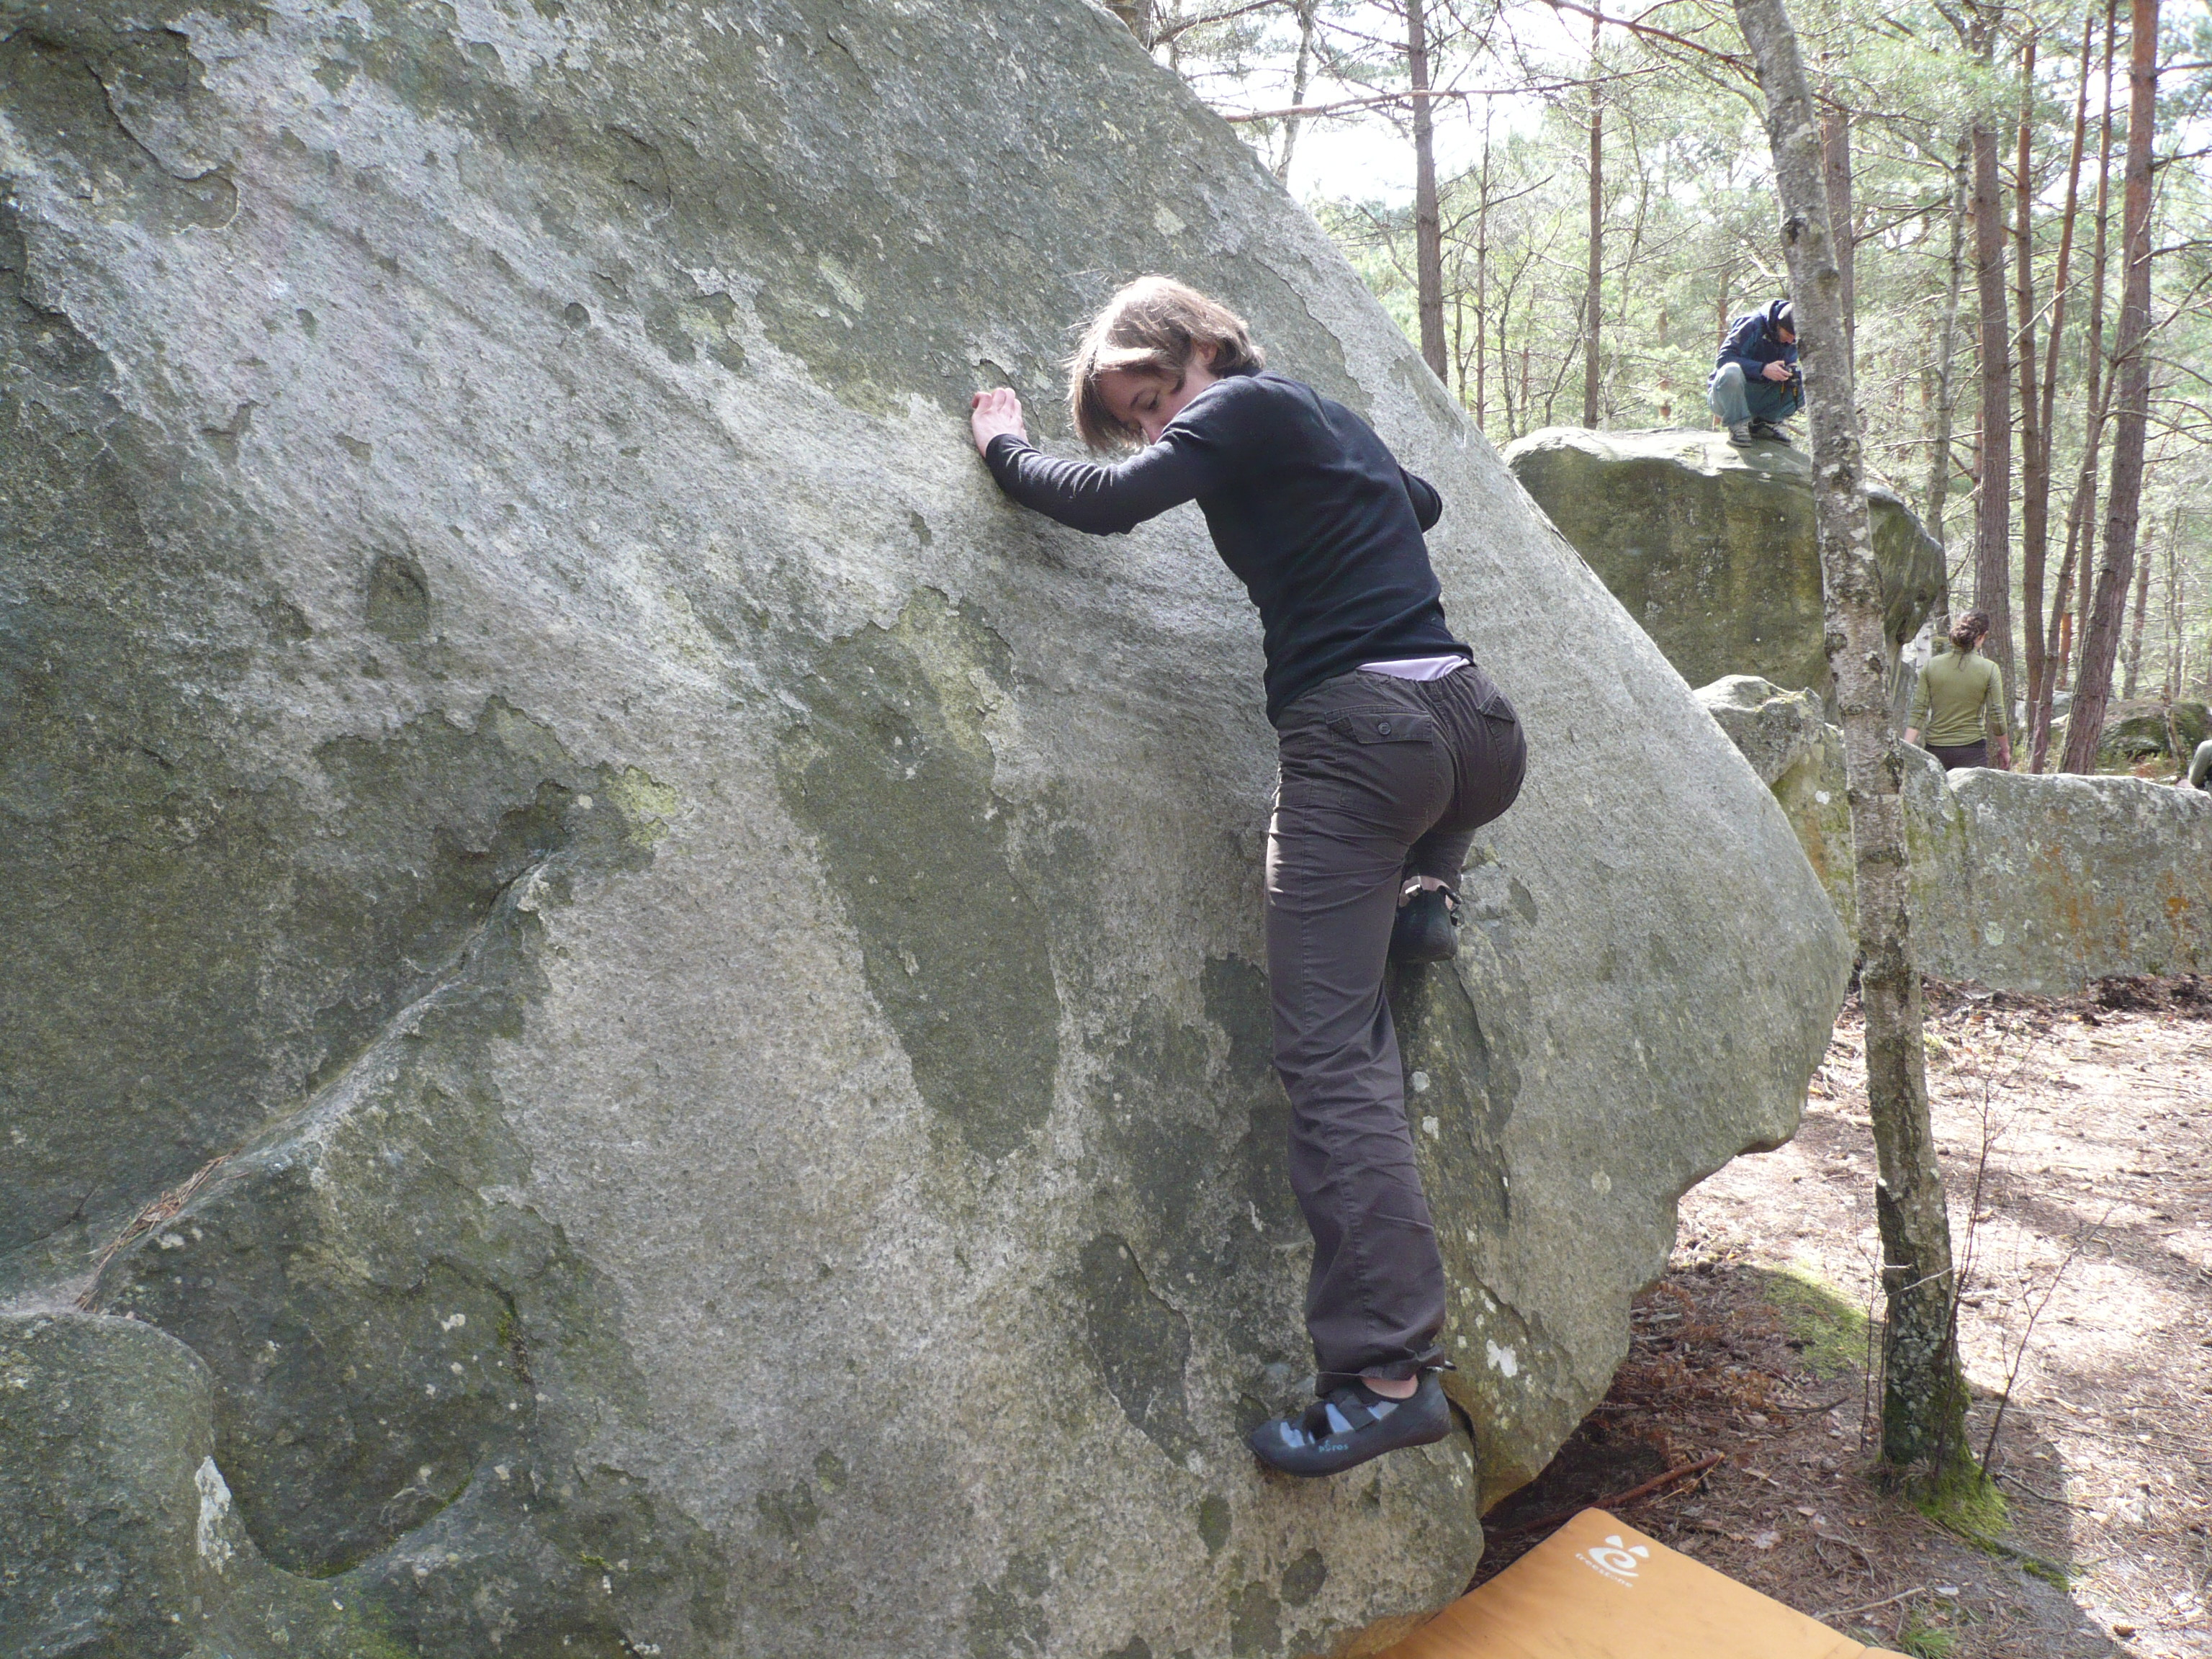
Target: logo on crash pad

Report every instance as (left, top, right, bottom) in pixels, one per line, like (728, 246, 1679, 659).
(1575, 1533, 1652, 1585)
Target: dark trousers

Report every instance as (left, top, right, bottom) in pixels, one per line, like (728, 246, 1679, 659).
(1267, 664, 1527, 1385)
(1929, 740, 1989, 772)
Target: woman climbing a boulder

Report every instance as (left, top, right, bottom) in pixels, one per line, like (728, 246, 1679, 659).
(970, 276, 1524, 1478)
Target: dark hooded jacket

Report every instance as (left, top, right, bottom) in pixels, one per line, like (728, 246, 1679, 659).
(1712, 299, 1798, 382)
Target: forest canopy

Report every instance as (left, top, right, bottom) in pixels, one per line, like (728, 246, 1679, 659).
(1117, 0, 2212, 769)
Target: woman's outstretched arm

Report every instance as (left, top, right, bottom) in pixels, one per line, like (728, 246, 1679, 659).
(970, 387, 1233, 536)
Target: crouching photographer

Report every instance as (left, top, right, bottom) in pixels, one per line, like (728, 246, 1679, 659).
(1708, 297, 1801, 446)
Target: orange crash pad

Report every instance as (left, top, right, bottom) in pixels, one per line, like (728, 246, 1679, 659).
(1376, 1510, 1904, 1659)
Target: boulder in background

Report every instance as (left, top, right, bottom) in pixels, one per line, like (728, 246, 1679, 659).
(1505, 429, 1944, 701)
(1701, 679, 2212, 992)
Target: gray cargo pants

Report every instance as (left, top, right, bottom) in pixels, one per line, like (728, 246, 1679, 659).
(1268, 662, 1526, 1386)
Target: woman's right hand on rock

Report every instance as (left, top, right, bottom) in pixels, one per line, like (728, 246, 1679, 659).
(971, 387, 1027, 454)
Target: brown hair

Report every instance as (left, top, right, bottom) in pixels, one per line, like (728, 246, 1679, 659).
(1067, 276, 1264, 449)
(1948, 610, 1991, 652)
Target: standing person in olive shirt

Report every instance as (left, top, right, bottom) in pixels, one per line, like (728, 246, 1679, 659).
(1907, 611, 2012, 771)
(970, 277, 1526, 1478)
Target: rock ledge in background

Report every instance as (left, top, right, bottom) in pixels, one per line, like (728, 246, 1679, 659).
(1504, 428, 1944, 700)
(1701, 678, 2212, 994)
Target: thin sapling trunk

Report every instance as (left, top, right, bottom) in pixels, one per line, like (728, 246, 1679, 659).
(1730, 0, 1974, 1480)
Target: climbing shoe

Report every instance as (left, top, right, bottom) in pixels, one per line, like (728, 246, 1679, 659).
(1247, 1373, 1452, 1477)
(1750, 419, 1794, 445)
(1390, 886, 1458, 963)
(1725, 421, 1754, 447)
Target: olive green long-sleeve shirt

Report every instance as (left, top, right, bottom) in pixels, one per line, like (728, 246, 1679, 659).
(1910, 647, 2004, 747)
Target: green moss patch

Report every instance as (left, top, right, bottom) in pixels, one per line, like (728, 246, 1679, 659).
(1758, 1264, 1874, 1379)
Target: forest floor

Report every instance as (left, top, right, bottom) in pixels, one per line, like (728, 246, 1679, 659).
(1477, 975, 2212, 1658)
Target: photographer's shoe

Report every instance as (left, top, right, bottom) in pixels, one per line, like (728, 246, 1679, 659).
(1726, 421, 1754, 447)
(1750, 420, 1794, 445)
(1390, 886, 1459, 963)
(1247, 1374, 1453, 1477)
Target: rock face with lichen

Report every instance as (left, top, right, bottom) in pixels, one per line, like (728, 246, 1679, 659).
(1, 4, 1847, 1655)
(1503, 428, 1945, 700)
(1700, 677, 2212, 993)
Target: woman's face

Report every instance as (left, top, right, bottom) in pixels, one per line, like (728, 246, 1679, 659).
(1097, 349, 1219, 445)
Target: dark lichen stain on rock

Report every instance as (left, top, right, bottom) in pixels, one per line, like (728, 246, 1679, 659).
(968, 1551, 1052, 1659)
(778, 589, 1060, 1161)
(0, 27, 238, 234)
(758, 1480, 822, 1542)
(364, 550, 431, 640)
(1077, 1233, 1199, 1466)
(1280, 1547, 1327, 1608)
(1389, 853, 1534, 1257)
(1084, 958, 1316, 1396)
(1228, 1581, 1283, 1657)
(1196, 1492, 1231, 1556)
(1084, 956, 1309, 1380)
(1389, 961, 1514, 1240)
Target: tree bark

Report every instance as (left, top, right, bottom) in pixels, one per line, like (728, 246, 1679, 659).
(1971, 117, 2017, 738)
(2028, 8, 2098, 769)
(1583, 9, 1605, 426)
(1715, 258, 1734, 431)
(1408, 0, 1449, 381)
(2159, 513, 2182, 699)
(2015, 32, 2046, 772)
(2122, 520, 2154, 698)
(2062, 0, 2159, 775)
(1821, 94, 1855, 368)
(2060, 0, 2121, 711)
(1732, 0, 1968, 1476)
(1924, 146, 1969, 559)
(1475, 109, 1493, 427)
(1273, 0, 1318, 183)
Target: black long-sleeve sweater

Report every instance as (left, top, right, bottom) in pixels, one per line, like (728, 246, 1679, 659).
(983, 369, 1467, 724)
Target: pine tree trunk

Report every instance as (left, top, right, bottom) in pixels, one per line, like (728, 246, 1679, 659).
(1925, 147, 1969, 557)
(2015, 34, 2046, 773)
(2063, 0, 2160, 775)
(2029, 9, 2098, 769)
(1715, 260, 1734, 432)
(1583, 10, 1604, 427)
(1475, 113, 1492, 426)
(2062, 0, 2121, 709)
(1971, 119, 2018, 735)
(1731, 0, 1969, 1476)
(1273, 0, 1318, 184)
(1408, 0, 1449, 381)
(2122, 526, 2154, 698)
(2161, 516, 2182, 700)
(1822, 97, 1856, 368)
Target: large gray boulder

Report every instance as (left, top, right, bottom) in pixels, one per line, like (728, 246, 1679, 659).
(1503, 428, 1945, 699)
(1699, 678, 2212, 992)
(2053, 697, 2212, 773)
(1, 4, 1847, 1654)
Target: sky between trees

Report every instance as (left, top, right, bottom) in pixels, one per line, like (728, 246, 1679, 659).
(1119, 0, 2212, 753)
